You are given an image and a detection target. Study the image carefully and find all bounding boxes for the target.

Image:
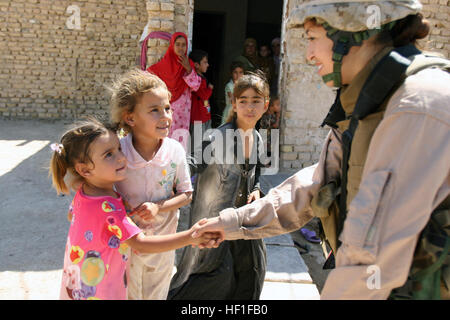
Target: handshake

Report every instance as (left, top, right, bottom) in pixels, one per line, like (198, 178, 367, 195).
(128, 201, 227, 250)
(189, 217, 225, 249)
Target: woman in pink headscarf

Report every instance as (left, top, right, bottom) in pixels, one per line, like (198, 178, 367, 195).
(148, 32, 201, 148)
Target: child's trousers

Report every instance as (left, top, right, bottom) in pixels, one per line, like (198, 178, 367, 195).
(126, 250, 175, 300)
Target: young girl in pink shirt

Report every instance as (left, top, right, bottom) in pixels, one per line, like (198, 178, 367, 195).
(49, 118, 216, 300)
(109, 69, 195, 300)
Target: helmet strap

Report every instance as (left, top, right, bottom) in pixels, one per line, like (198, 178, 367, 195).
(322, 61, 343, 87)
(318, 21, 397, 87)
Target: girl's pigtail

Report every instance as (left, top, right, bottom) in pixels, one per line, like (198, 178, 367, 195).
(49, 146, 69, 195)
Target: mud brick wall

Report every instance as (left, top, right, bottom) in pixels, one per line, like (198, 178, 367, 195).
(278, 0, 334, 169)
(278, 0, 450, 170)
(419, 0, 450, 58)
(142, 0, 193, 67)
(0, 0, 148, 119)
(0, 0, 448, 169)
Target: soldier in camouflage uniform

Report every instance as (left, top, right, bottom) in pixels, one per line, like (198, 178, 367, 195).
(192, 0, 450, 299)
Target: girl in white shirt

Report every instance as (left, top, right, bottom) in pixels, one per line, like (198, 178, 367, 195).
(109, 69, 194, 300)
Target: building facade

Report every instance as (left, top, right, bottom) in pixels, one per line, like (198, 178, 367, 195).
(1, 0, 449, 168)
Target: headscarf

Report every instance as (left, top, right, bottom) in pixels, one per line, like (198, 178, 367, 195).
(147, 32, 195, 103)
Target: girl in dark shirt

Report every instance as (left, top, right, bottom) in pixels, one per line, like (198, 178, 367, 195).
(169, 73, 270, 299)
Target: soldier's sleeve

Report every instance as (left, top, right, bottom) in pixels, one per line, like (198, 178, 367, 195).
(219, 128, 343, 240)
(321, 110, 450, 299)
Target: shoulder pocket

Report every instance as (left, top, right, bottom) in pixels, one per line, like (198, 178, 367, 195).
(340, 170, 392, 255)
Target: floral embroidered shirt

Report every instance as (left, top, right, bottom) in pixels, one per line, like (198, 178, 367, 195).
(169, 69, 202, 151)
(60, 189, 141, 300)
(115, 134, 193, 234)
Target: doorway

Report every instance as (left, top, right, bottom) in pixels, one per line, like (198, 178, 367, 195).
(246, 0, 283, 55)
(192, 0, 284, 128)
(191, 11, 225, 127)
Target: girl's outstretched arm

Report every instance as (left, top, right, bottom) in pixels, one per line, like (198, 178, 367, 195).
(125, 218, 219, 254)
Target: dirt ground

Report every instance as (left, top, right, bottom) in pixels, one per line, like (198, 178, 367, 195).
(290, 219, 331, 293)
(0, 119, 74, 299)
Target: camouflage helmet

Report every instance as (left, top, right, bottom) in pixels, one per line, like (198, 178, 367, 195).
(288, 1, 423, 87)
(288, 0, 423, 32)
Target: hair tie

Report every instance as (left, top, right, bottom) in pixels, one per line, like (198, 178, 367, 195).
(50, 143, 64, 155)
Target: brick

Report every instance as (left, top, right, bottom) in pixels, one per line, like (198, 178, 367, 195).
(297, 153, 311, 162)
(294, 145, 315, 153)
(160, 20, 174, 31)
(175, 4, 186, 15)
(148, 19, 161, 28)
(146, 2, 160, 11)
(160, 3, 174, 11)
(281, 152, 298, 161)
(281, 160, 294, 169)
(280, 145, 294, 153)
(291, 160, 302, 168)
(159, 11, 174, 20)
